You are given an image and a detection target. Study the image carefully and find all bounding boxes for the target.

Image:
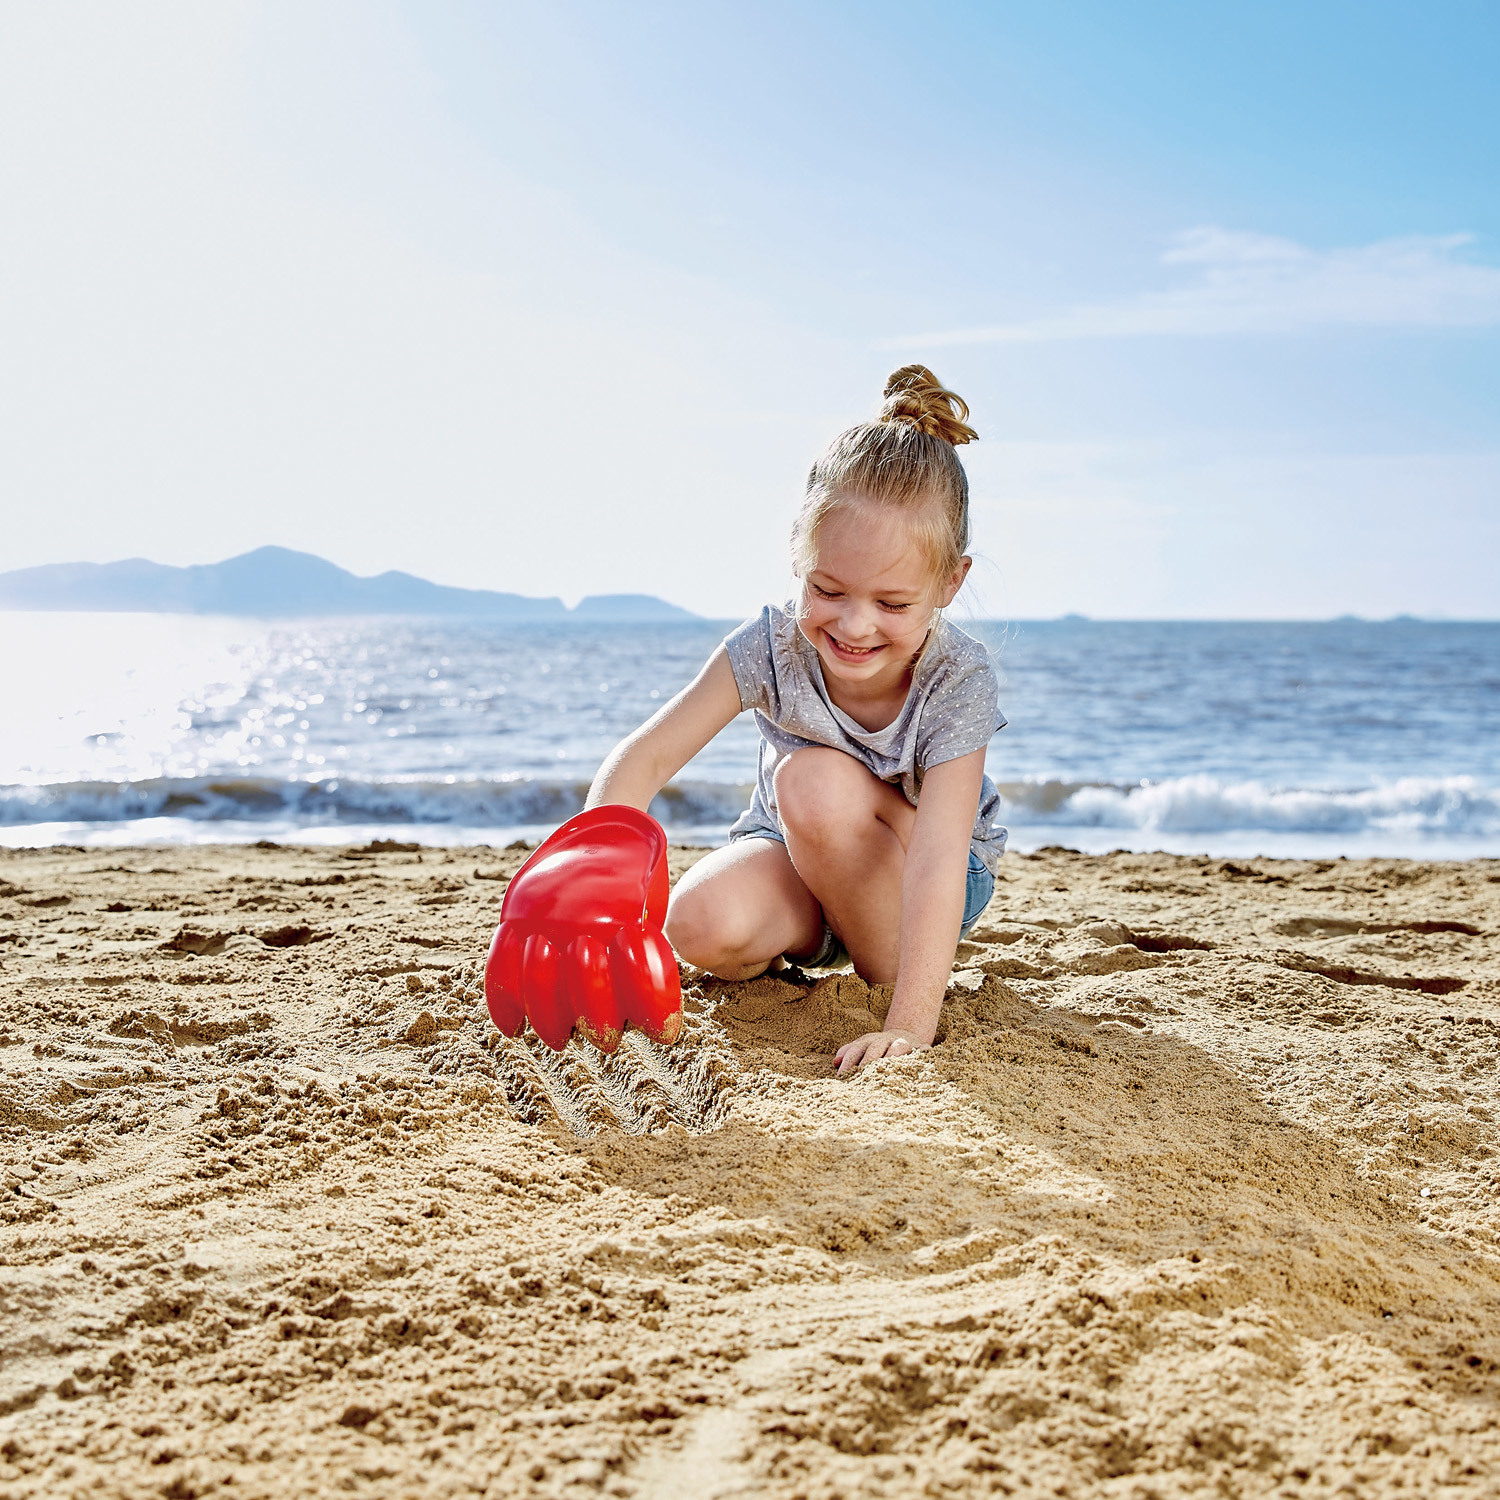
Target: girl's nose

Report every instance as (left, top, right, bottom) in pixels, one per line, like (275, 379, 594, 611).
(836, 602, 881, 641)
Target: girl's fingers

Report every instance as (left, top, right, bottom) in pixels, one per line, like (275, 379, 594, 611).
(837, 1033, 879, 1074)
(836, 1030, 923, 1073)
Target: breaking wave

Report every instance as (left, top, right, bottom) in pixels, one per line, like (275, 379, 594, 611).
(0, 775, 754, 832)
(1, 772, 1496, 842)
(995, 774, 1500, 839)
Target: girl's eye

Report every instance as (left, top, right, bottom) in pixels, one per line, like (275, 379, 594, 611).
(811, 585, 841, 599)
(880, 602, 912, 613)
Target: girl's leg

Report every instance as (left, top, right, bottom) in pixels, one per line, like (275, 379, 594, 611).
(772, 747, 916, 985)
(665, 837, 825, 981)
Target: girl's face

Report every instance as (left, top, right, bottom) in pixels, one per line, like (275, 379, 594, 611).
(796, 498, 969, 692)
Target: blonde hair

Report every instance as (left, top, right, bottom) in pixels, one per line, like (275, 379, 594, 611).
(791, 364, 977, 589)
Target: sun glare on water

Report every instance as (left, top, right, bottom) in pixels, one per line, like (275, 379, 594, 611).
(0, 611, 268, 785)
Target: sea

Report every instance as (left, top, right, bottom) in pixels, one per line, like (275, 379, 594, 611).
(2, 611, 1497, 860)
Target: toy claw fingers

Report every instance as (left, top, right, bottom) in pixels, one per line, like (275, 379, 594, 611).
(639, 930, 684, 1044)
(642, 1007, 683, 1046)
(567, 934, 622, 1054)
(484, 923, 526, 1037)
(522, 933, 571, 1052)
(611, 928, 683, 1046)
(575, 1016, 623, 1052)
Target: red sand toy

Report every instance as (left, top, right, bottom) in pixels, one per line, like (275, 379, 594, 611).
(484, 805, 683, 1052)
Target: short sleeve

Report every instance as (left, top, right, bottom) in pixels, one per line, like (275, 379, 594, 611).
(917, 659, 1006, 771)
(722, 607, 777, 716)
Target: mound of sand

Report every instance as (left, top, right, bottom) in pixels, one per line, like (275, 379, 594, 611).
(2, 842, 1499, 1497)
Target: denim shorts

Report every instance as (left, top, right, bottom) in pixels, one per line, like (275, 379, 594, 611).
(740, 829, 996, 970)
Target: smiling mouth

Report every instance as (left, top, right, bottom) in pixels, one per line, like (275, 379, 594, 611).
(824, 631, 884, 661)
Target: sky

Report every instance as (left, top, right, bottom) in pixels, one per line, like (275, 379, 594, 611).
(1, 0, 1497, 619)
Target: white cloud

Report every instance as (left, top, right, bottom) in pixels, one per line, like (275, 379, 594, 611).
(895, 227, 1500, 345)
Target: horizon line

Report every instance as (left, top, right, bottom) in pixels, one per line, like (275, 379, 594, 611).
(0, 606, 1494, 626)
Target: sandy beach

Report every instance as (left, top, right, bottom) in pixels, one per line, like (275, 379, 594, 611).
(2, 840, 1499, 1498)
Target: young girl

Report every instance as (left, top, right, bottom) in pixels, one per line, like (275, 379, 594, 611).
(585, 365, 1007, 1073)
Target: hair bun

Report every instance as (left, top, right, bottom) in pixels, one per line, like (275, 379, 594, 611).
(879, 365, 977, 446)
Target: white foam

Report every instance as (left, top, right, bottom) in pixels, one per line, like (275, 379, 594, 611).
(1, 771, 1497, 860)
(0, 774, 754, 834)
(1011, 773, 1499, 838)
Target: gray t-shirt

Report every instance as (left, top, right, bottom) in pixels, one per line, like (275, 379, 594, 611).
(722, 603, 1008, 873)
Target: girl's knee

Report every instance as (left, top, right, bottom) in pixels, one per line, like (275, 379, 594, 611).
(774, 747, 881, 840)
(664, 885, 760, 974)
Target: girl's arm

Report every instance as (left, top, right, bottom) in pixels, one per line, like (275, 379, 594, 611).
(586, 646, 744, 812)
(834, 746, 988, 1074)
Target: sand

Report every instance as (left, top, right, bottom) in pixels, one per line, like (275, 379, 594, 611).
(2, 840, 1499, 1499)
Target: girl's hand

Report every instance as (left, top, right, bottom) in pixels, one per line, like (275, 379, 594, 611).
(834, 1028, 926, 1074)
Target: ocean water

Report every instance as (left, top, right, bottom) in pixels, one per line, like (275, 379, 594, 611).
(2, 611, 1497, 858)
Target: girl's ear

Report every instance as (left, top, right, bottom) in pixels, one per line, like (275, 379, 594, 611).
(935, 556, 972, 609)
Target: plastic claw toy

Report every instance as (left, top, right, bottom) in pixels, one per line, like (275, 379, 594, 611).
(483, 805, 683, 1052)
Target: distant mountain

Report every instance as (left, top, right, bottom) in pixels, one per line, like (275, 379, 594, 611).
(0, 547, 699, 621)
